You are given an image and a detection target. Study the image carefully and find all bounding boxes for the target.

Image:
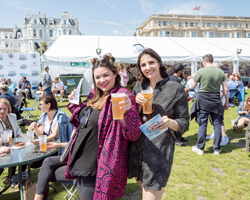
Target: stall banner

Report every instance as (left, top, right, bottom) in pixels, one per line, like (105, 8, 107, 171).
(0, 53, 40, 88)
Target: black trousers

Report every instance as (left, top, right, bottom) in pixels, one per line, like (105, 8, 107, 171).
(36, 156, 96, 200)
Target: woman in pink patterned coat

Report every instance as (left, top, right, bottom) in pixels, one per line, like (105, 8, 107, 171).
(65, 54, 142, 200)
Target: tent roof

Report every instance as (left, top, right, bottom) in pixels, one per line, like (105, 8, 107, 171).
(42, 35, 250, 63)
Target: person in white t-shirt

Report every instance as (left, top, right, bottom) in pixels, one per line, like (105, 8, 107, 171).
(52, 77, 65, 102)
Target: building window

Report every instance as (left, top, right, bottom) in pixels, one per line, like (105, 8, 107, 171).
(190, 22, 194, 26)
(18, 33, 21, 38)
(5, 34, 7, 38)
(33, 29, 36, 36)
(209, 32, 214, 38)
(138, 30, 140, 35)
(218, 33, 221, 38)
(18, 43, 21, 47)
(40, 29, 42, 37)
(247, 24, 249, 28)
(179, 22, 182, 27)
(69, 30, 72, 35)
(224, 33, 228, 37)
(207, 23, 211, 27)
(218, 23, 221, 28)
(234, 23, 238, 28)
(179, 32, 182, 37)
(10, 43, 13, 47)
(63, 29, 66, 35)
(196, 22, 198, 26)
(160, 31, 163, 37)
(5, 42, 8, 47)
(29, 42, 31, 51)
(163, 21, 168, 26)
(203, 23, 205, 27)
(248, 33, 250, 38)
(204, 32, 207, 37)
(59, 30, 61, 35)
(186, 32, 190, 37)
(10, 34, 12, 39)
(232, 33, 235, 38)
(170, 21, 172, 26)
(64, 20, 66, 25)
(240, 23, 242, 27)
(49, 20, 53, 25)
(165, 31, 170, 37)
(192, 32, 196, 37)
(224, 23, 227, 28)
(185, 22, 188, 27)
(34, 19, 37, 24)
(49, 30, 53, 37)
(159, 21, 161, 26)
(237, 32, 241, 38)
(230, 23, 232, 28)
(213, 23, 215, 27)
(29, 29, 31, 37)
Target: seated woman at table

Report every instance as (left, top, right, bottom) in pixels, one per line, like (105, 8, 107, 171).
(0, 98, 25, 188)
(28, 95, 73, 167)
(34, 54, 142, 200)
(233, 95, 250, 132)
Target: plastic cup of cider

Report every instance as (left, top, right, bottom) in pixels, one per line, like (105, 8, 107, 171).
(39, 135, 47, 151)
(4, 130, 12, 146)
(141, 90, 153, 114)
(111, 93, 126, 120)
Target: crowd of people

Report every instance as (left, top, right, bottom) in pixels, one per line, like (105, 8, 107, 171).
(0, 49, 248, 200)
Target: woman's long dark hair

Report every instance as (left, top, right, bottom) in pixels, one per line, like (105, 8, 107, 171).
(87, 53, 121, 109)
(136, 48, 168, 84)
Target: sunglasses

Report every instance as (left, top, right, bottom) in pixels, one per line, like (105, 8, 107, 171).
(80, 107, 93, 128)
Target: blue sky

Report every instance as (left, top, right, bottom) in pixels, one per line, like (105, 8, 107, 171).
(0, 0, 249, 36)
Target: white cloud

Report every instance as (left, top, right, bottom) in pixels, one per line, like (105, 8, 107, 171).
(139, 0, 155, 15)
(113, 30, 123, 35)
(246, 13, 249, 16)
(103, 21, 122, 26)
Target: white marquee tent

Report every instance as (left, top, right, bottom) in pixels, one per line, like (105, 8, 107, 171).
(42, 35, 250, 94)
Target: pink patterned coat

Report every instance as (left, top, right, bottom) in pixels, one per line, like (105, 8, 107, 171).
(66, 86, 142, 200)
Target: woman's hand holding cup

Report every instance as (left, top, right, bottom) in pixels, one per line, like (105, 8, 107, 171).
(135, 93, 146, 105)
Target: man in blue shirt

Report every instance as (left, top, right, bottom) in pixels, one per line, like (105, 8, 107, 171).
(17, 76, 31, 101)
(227, 74, 237, 99)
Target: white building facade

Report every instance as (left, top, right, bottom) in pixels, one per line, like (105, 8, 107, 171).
(0, 11, 81, 53)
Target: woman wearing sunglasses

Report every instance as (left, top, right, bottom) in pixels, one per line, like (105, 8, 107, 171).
(128, 48, 189, 200)
(34, 54, 142, 200)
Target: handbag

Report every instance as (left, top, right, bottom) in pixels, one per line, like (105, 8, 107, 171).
(23, 179, 37, 200)
(60, 131, 77, 163)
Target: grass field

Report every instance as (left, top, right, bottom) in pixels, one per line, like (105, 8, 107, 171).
(1, 88, 250, 200)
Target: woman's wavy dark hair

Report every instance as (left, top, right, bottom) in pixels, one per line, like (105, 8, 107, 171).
(136, 48, 168, 84)
(87, 53, 121, 108)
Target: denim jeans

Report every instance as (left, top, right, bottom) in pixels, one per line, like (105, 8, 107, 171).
(196, 109, 222, 151)
(44, 87, 53, 96)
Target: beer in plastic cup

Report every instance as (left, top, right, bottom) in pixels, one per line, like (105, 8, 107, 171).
(1, 133, 9, 147)
(26, 130, 34, 144)
(4, 130, 12, 146)
(39, 135, 47, 151)
(231, 120, 235, 126)
(141, 90, 153, 114)
(111, 93, 126, 120)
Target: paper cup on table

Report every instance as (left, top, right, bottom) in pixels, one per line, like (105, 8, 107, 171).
(111, 93, 126, 120)
(39, 135, 47, 151)
(1, 133, 9, 147)
(4, 130, 12, 146)
(26, 130, 34, 144)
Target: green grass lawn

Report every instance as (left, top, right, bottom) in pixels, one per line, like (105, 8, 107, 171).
(1, 88, 250, 200)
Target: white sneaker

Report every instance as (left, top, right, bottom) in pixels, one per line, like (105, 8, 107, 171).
(220, 135, 229, 146)
(60, 99, 63, 103)
(206, 132, 214, 140)
(192, 146, 204, 155)
(214, 149, 221, 155)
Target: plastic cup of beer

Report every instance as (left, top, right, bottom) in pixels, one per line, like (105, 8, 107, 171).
(141, 90, 153, 114)
(4, 130, 12, 146)
(231, 120, 235, 126)
(39, 135, 47, 151)
(1, 133, 9, 147)
(26, 130, 34, 144)
(111, 93, 126, 120)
